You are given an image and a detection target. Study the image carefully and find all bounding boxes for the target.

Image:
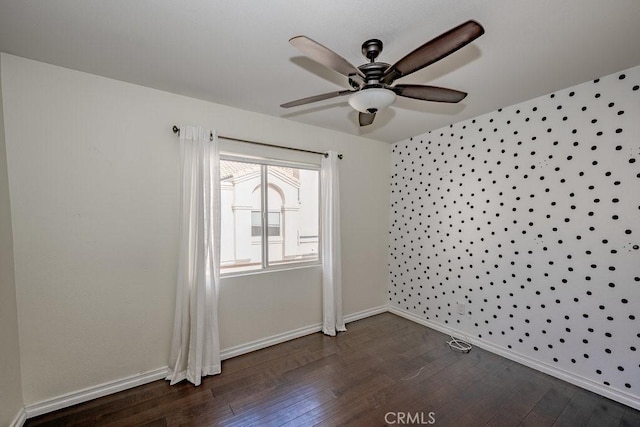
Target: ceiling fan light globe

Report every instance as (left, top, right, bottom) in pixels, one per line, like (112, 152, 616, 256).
(348, 88, 396, 113)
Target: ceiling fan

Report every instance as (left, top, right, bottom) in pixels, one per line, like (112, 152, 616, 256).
(280, 20, 484, 126)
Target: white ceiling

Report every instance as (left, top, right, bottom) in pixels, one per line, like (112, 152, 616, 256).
(1, 0, 639, 143)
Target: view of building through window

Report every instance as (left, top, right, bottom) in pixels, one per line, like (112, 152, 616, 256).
(220, 159, 320, 274)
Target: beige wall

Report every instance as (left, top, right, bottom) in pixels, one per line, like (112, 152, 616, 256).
(1, 53, 390, 405)
(0, 54, 25, 426)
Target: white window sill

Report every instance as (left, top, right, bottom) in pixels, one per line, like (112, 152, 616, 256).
(221, 261, 322, 279)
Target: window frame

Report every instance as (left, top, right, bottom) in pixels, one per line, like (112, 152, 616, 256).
(220, 153, 322, 277)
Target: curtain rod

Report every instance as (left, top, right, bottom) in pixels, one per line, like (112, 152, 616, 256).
(172, 126, 342, 159)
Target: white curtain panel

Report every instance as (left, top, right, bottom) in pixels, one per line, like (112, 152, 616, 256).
(166, 125, 221, 386)
(321, 151, 346, 336)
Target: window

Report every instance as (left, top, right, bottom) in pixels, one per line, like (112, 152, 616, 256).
(220, 156, 320, 274)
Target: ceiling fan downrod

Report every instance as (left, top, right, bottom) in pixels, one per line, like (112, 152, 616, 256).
(361, 39, 383, 62)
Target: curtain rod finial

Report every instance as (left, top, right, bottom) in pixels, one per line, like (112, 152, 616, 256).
(172, 125, 180, 134)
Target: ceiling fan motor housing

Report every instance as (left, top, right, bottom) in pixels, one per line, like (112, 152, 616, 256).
(358, 62, 390, 85)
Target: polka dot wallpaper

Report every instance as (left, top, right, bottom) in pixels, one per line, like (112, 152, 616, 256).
(389, 65, 639, 398)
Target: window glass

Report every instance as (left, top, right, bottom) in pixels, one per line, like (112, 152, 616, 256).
(220, 158, 319, 274)
(220, 160, 262, 273)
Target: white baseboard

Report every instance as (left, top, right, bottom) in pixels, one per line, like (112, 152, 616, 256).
(344, 305, 388, 323)
(388, 306, 640, 411)
(10, 408, 26, 427)
(220, 322, 323, 360)
(220, 304, 388, 360)
(24, 367, 170, 418)
(23, 305, 387, 419)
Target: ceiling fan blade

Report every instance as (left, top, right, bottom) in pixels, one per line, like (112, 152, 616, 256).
(280, 90, 352, 108)
(290, 36, 365, 78)
(359, 111, 376, 126)
(382, 20, 484, 84)
(393, 84, 467, 103)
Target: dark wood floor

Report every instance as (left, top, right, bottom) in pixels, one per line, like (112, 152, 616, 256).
(26, 313, 639, 426)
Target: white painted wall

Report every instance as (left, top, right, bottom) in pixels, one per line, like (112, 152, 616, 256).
(0, 53, 390, 406)
(0, 54, 25, 427)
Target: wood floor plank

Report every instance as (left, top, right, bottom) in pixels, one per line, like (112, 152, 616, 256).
(24, 313, 640, 427)
(529, 384, 575, 420)
(585, 409, 622, 427)
(486, 378, 551, 426)
(239, 389, 335, 427)
(277, 390, 372, 427)
(621, 406, 640, 427)
(100, 388, 222, 426)
(552, 389, 597, 427)
(139, 418, 168, 427)
(520, 410, 557, 427)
